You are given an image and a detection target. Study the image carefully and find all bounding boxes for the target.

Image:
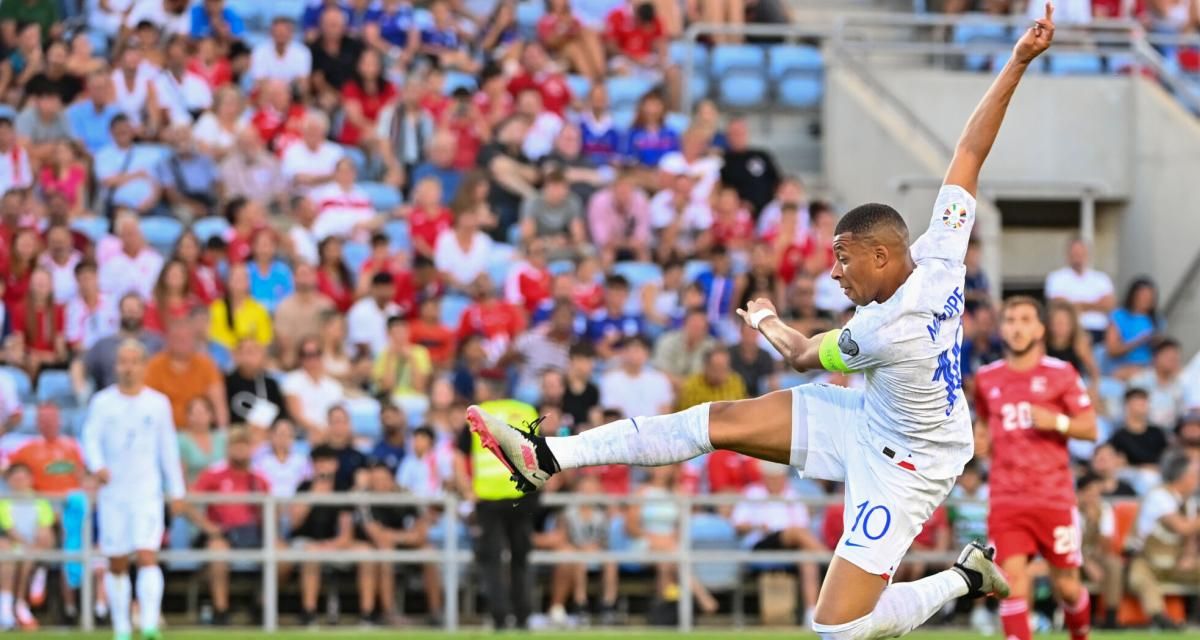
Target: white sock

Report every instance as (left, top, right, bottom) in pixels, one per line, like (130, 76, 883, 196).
(812, 571, 968, 640)
(136, 565, 164, 632)
(104, 571, 132, 635)
(0, 590, 13, 623)
(545, 403, 714, 470)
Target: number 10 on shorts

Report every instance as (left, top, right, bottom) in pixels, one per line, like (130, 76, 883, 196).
(851, 500, 893, 541)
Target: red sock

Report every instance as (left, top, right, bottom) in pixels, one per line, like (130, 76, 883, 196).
(1000, 597, 1032, 640)
(1062, 590, 1091, 640)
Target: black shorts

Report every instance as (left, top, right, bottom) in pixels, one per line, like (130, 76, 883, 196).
(752, 531, 786, 551)
(194, 525, 263, 550)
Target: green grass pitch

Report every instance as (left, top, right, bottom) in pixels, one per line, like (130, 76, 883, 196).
(19, 631, 1200, 639)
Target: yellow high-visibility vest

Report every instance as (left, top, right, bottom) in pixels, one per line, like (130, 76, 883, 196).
(471, 399, 539, 501)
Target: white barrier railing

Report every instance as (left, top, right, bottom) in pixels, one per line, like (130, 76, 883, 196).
(0, 491, 995, 632)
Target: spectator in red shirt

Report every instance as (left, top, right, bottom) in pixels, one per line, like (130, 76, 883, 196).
(11, 269, 66, 378)
(473, 63, 515, 131)
(504, 238, 553, 314)
(457, 274, 525, 363)
(191, 427, 275, 626)
(507, 43, 573, 116)
(418, 67, 451, 122)
(437, 89, 487, 172)
(4, 227, 39, 312)
(709, 185, 754, 253)
(537, 0, 606, 81)
(316, 236, 355, 312)
(355, 232, 404, 297)
(410, 297, 456, 368)
(171, 230, 223, 304)
(337, 49, 396, 147)
(251, 79, 307, 154)
(187, 35, 233, 90)
(145, 259, 200, 333)
(706, 450, 762, 494)
(799, 202, 836, 277)
(223, 196, 268, 265)
(404, 176, 453, 259)
(603, 1, 681, 107)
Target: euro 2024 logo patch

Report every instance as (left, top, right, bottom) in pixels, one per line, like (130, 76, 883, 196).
(942, 203, 968, 229)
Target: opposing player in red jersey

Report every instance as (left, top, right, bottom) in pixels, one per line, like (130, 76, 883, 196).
(974, 297, 1098, 640)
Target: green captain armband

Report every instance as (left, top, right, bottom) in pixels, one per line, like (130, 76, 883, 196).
(818, 330, 855, 373)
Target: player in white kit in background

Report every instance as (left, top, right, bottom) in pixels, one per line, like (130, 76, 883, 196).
(465, 6, 1057, 639)
(82, 340, 185, 640)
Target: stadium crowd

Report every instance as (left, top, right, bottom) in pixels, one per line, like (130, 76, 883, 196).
(0, 0, 1192, 632)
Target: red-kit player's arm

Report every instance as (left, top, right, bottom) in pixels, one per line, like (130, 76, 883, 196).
(1029, 364, 1097, 441)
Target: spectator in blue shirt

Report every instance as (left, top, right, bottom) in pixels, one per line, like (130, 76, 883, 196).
(157, 126, 219, 219)
(364, 0, 419, 61)
(345, 0, 382, 37)
(66, 71, 121, 153)
(369, 404, 408, 473)
(419, 0, 476, 72)
(694, 246, 736, 329)
(94, 115, 162, 214)
(576, 84, 622, 165)
(247, 230, 294, 314)
(411, 130, 462, 207)
(586, 274, 644, 358)
(190, 0, 246, 41)
(303, 0, 348, 41)
(623, 90, 679, 167)
(1106, 277, 1162, 377)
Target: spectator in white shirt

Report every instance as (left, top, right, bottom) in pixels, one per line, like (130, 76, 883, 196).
(657, 127, 722, 204)
(649, 172, 712, 261)
(0, 117, 32, 196)
(0, 367, 23, 433)
(154, 35, 213, 126)
(282, 111, 344, 194)
(250, 17, 312, 93)
(37, 224, 82, 304)
(433, 206, 494, 290)
(110, 41, 160, 129)
(94, 115, 162, 215)
(192, 87, 246, 160)
(281, 336, 345, 443)
(252, 418, 311, 498)
(598, 336, 674, 418)
(516, 88, 564, 161)
(126, 0, 193, 37)
(286, 195, 320, 266)
(307, 158, 380, 241)
(1045, 238, 1116, 344)
(64, 260, 118, 354)
(1130, 339, 1187, 429)
(345, 272, 400, 357)
(98, 211, 164, 301)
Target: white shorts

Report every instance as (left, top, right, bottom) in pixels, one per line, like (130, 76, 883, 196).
(98, 498, 164, 557)
(789, 384, 955, 579)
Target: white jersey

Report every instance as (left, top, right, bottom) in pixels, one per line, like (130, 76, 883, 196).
(819, 185, 976, 478)
(82, 386, 186, 503)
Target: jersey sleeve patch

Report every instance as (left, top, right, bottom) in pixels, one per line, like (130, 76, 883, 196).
(819, 329, 856, 373)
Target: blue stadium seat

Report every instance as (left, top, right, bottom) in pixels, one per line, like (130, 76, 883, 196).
(612, 107, 636, 130)
(190, 216, 230, 243)
(348, 401, 382, 441)
(953, 21, 1011, 72)
(690, 513, 742, 596)
(566, 75, 591, 102)
(0, 105, 15, 121)
(138, 143, 172, 165)
(613, 261, 663, 292)
(487, 260, 512, 290)
(342, 145, 367, 179)
(342, 240, 370, 275)
(36, 370, 75, 407)
(140, 216, 184, 256)
(548, 259, 575, 276)
(686, 75, 710, 103)
(359, 181, 402, 212)
(684, 259, 712, 283)
(384, 219, 411, 253)
(664, 112, 691, 133)
(443, 70, 478, 95)
(17, 404, 36, 434)
(1048, 52, 1104, 75)
(669, 40, 710, 71)
(439, 293, 471, 328)
(515, 0, 545, 37)
(0, 367, 31, 404)
(263, 0, 306, 22)
(711, 45, 768, 107)
(607, 76, 656, 112)
(770, 45, 824, 109)
(71, 217, 109, 244)
(86, 30, 109, 58)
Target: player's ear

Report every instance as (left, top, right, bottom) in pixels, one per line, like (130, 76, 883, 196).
(873, 243, 890, 268)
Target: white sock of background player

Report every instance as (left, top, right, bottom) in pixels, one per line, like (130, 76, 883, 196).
(136, 565, 164, 632)
(545, 403, 713, 469)
(811, 571, 968, 640)
(104, 571, 132, 635)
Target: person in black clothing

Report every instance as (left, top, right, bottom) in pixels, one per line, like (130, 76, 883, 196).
(290, 445, 369, 626)
(1088, 443, 1139, 498)
(354, 461, 426, 625)
(225, 338, 287, 432)
(478, 115, 539, 233)
(730, 322, 777, 396)
(1108, 388, 1170, 470)
(559, 342, 600, 430)
(719, 116, 781, 214)
(309, 7, 364, 112)
(325, 405, 368, 487)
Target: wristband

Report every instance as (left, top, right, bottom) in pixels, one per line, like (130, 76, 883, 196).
(1055, 414, 1070, 434)
(748, 308, 777, 330)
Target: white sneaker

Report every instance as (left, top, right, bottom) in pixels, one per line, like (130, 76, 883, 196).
(952, 541, 1011, 599)
(28, 567, 46, 606)
(465, 405, 554, 492)
(970, 604, 996, 635)
(548, 604, 568, 627)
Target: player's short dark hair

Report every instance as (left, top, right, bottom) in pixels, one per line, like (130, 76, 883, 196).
(1001, 295, 1045, 324)
(1123, 387, 1149, 403)
(835, 202, 908, 243)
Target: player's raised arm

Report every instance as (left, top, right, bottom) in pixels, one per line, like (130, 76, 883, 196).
(737, 298, 829, 373)
(944, 2, 1054, 196)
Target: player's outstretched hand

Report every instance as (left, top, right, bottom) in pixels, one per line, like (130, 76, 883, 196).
(1014, 2, 1054, 64)
(736, 298, 778, 329)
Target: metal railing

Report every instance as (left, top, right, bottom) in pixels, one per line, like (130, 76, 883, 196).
(0, 490, 987, 633)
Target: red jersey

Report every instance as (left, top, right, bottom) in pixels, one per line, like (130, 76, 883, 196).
(186, 57, 232, 89)
(507, 71, 572, 116)
(410, 319, 456, 366)
(472, 90, 514, 125)
(408, 206, 452, 257)
(504, 262, 551, 314)
(9, 303, 65, 353)
(457, 299, 525, 341)
(251, 104, 306, 154)
(439, 111, 482, 170)
(536, 13, 582, 44)
(192, 463, 270, 530)
(706, 450, 762, 493)
(317, 268, 354, 312)
(974, 356, 1092, 510)
(605, 6, 665, 63)
(711, 209, 754, 249)
(338, 81, 397, 146)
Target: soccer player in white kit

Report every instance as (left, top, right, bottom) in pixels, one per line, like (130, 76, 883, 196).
(82, 340, 185, 640)
(466, 6, 1056, 639)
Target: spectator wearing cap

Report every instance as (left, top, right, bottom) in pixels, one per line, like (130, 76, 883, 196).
(208, 263, 272, 350)
(157, 125, 219, 220)
(1106, 278, 1162, 380)
(145, 313, 229, 426)
(310, 8, 365, 113)
(654, 308, 717, 388)
(153, 35, 213, 126)
(66, 71, 122, 153)
(308, 158, 380, 241)
(0, 117, 31, 197)
(191, 426, 273, 626)
(658, 127, 722, 205)
(720, 116, 781, 214)
(1109, 388, 1170, 492)
(249, 16, 312, 91)
(587, 170, 652, 266)
(282, 111, 345, 194)
(94, 116, 162, 215)
(337, 49, 396, 148)
(283, 336, 346, 441)
(599, 335, 673, 418)
(1045, 238, 1115, 345)
(1130, 338, 1186, 428)
(219, 128, 287, 208)
(411, 130, 465, 207)
(375, 78, 435, 190)
(347, 271, 400, 357)
(518, 169, 585, 254)
(98, 211, 164, 301)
